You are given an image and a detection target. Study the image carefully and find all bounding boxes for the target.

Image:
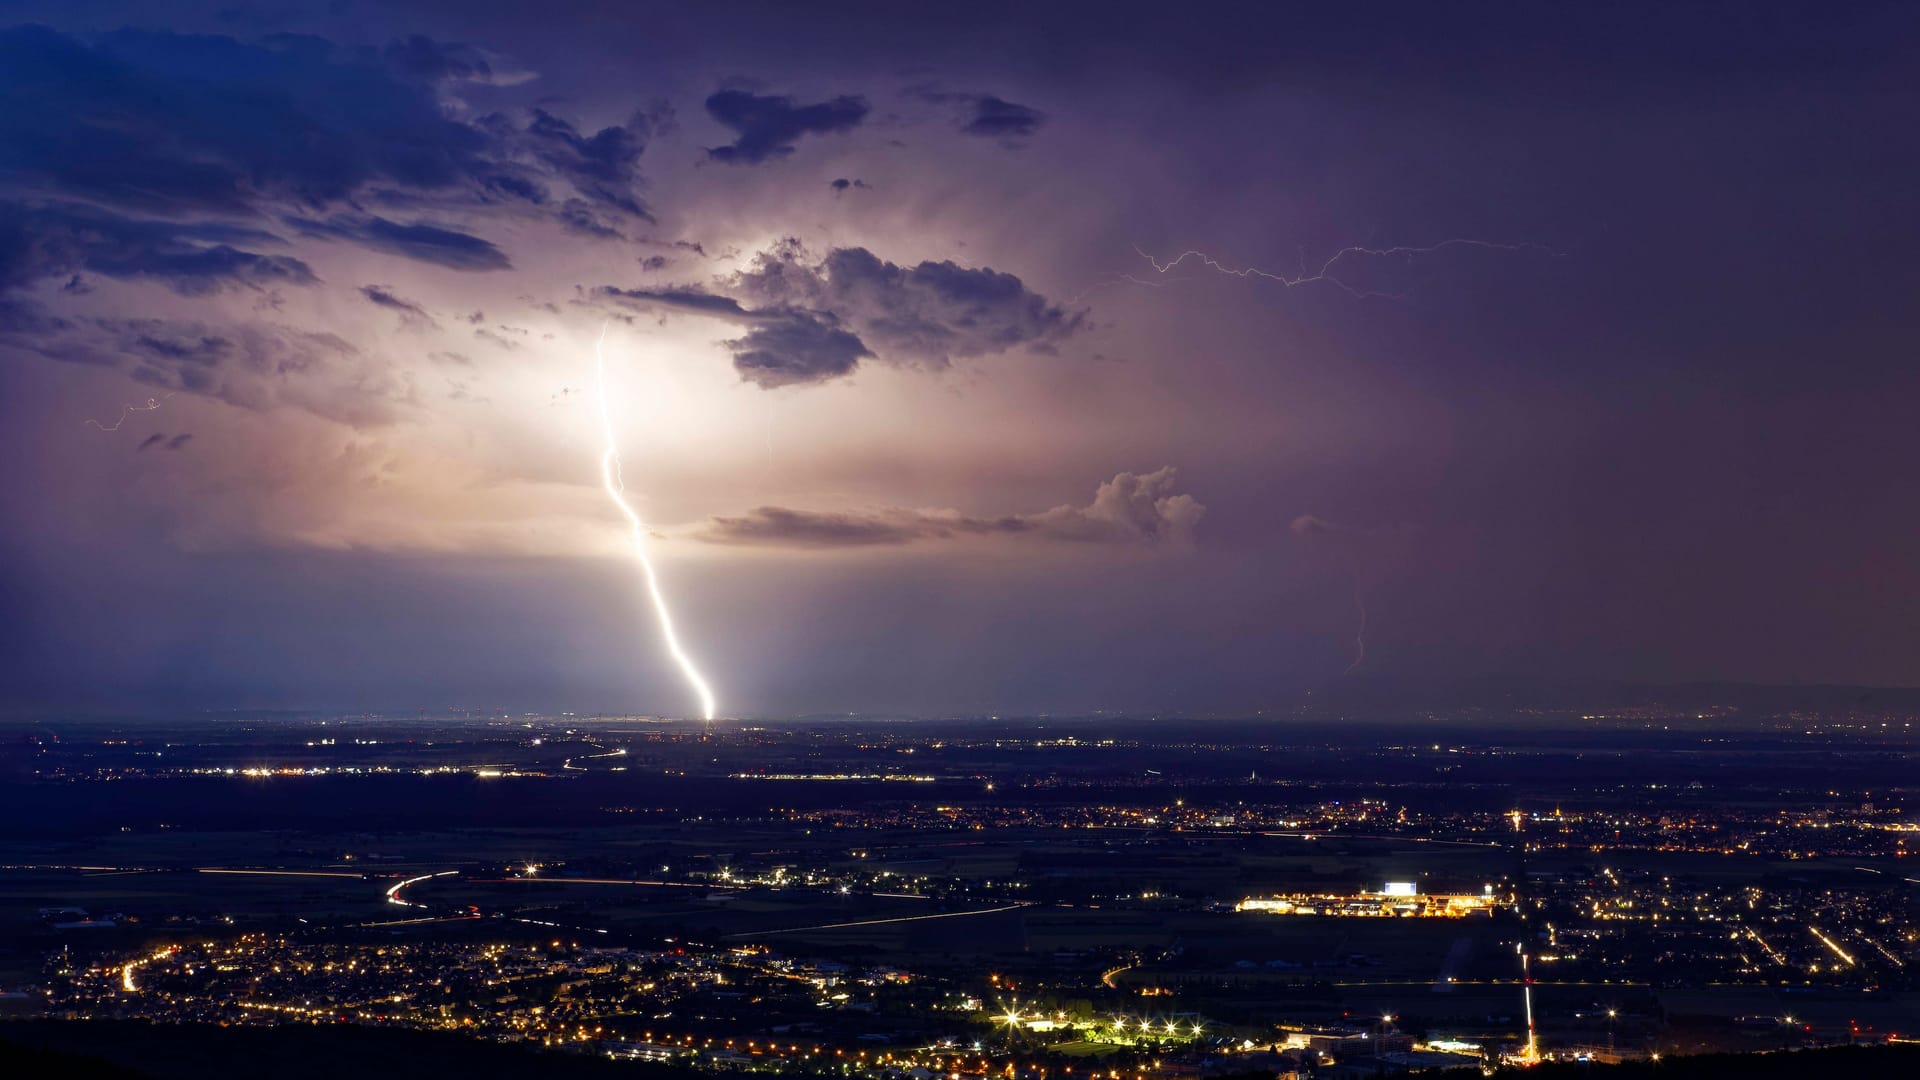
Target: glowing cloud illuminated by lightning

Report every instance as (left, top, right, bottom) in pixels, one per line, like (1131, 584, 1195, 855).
(593, 325, 718, 721)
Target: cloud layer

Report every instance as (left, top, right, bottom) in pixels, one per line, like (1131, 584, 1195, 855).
(701, 468, 1204, 549)
(598, 241, 1081, 387)
(0, 25, 652, 294)
(288, 214, 511, 271)
(911, 88, 1046, 139)
(704, 89, 868, 164)
(1, 201, 315, 296)
(0, 24, 677, 431)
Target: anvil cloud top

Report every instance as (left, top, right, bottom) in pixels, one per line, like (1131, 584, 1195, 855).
(3, 1, 1918, 716)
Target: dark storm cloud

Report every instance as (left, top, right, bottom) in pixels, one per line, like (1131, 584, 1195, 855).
(0, 26, 492, 215)
(104, 317, 355, 381)
(360, 284, 428, 317)
(359, 284, 437, 328)
(516, 109, 653, 219)
(0, 18, 571, 348)
(0, 201, 315, 296)
(89, 243, 314, 295)
(724, 315, 872, 388)
(476, 172, 547, 205)
(381, 34, 495, 84)
(7, 314, 397, 425)
(703, 506, 1017, 547)
(0, 25, 647, 257)
(830, 177, 870, 193)
(703, 89, 870, 164)
(594, 242, 1080, 387)
(135, 432, 193, 452)
(287, 214, 510, 271)
(963, 96, 1045, 137)
(909, 87, 1045, 139)
(594, 281, 871, 387)
(557, 201, 625, 240)
(730, 243, 1082, 370)
(595, 285, 753, 319)
(0, 296, 83, 370)
(702, 468, 1203, 549)
(129, 330, 233, 365)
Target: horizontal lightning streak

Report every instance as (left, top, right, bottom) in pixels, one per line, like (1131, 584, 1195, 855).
(85, 392, 174, 431)
(1136, 239, 1555, 299)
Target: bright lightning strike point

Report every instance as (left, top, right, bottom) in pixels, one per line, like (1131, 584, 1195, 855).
(593, 325, 718, 721)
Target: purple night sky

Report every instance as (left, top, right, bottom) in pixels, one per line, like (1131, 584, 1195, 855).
(4, 2, 1918, 717)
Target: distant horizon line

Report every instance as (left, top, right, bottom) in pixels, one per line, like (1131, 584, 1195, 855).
(6, 676, 1920, 727)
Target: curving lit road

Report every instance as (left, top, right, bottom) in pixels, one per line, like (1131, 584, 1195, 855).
(727, 902, 1032, 938)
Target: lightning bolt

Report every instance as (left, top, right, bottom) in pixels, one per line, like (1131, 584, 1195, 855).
(1290, 515, 1380, 679)
(1066, 273, 1168, 306)
(593, 324, 718, 721)
(85, 393, 174, 432)
(1344, 577, 1367, 677)
(1135, 239, 1556, 300)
